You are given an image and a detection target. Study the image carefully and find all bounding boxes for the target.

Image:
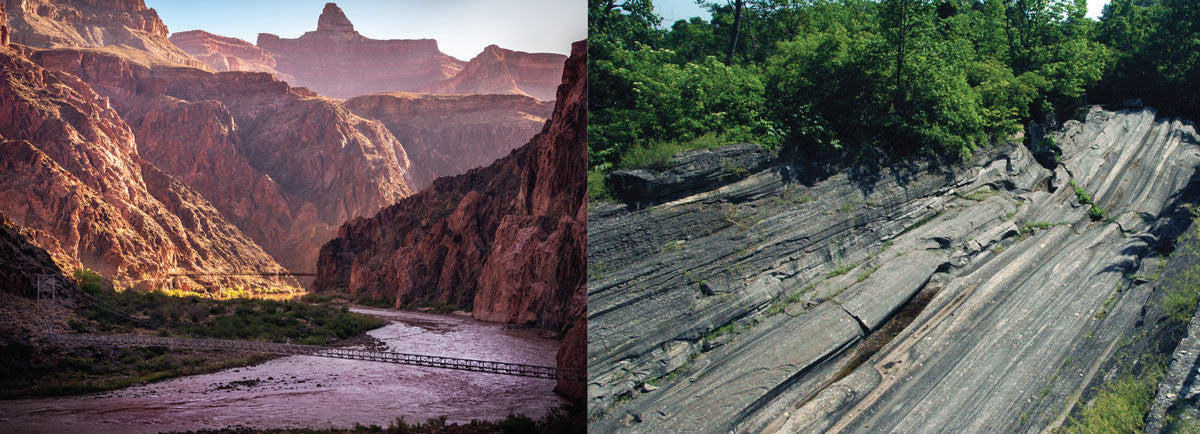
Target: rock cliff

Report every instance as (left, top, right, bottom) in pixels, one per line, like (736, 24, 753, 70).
(28, 47, 414, 274)
(4, 0, 207, 68)
(417, 45, 566, 101)
(315, 39, 586, 397)
(257, 2, 464, 98)
(0, 41, 285, 290)
(342, 92, 553, 189)
(588, 108, 1200, 431)
(0, 210, 66, 297)
(169, 30, 293, 83)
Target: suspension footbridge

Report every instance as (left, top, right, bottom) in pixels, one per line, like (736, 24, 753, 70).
(34, 274, 584, 383)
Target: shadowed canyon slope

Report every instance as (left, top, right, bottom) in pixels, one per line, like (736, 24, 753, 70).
(588, 108, 1200, 431)
(343, 92, 553, 189)
(0, 210, 67, 298)
(315, 39, 587, 398)
(257, 3, 464, 99)
(169, 30, 294, 83)
(417, 45, 567, 101)
(4, 0, 206, 68)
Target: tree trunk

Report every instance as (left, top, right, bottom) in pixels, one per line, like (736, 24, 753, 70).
(726, 0, 744, 65)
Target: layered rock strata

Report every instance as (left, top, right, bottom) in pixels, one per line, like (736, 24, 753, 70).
(257, 2, 464, 98)
(417, 45, 566, 101)
(343, 92, 553, 189)
(169, 30, 294, 83)
(28, 48, 414, 274)
(0, 41, 285, 289)
(315, 39, 587, 398)
(588, 107, 1200, 432)
(4, 0, 207, 68)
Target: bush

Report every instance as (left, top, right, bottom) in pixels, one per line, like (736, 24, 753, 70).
(589, 44, 779, 170)
(618, 133, 730, 171)
(73, 269, 109, 294)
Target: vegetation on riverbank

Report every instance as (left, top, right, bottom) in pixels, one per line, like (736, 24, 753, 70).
(0, 270, 385, 399)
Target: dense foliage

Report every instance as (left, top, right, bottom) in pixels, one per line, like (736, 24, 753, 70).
(1094, 0, 1200, 121)
(589, 0, 1200, 199)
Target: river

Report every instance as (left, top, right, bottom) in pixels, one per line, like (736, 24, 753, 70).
(0, 307, 567, 432)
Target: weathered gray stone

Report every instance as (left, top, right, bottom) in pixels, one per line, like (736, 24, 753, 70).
(605, 143, 781, 206)
(588, 107, 1200, 432)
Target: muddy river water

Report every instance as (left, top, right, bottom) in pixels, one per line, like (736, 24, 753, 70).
(0, 307, 566, 433)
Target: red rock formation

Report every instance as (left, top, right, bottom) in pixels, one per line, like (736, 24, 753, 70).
(257, 2, 464, 98)
(4, 0, 207, 68)
(418, 45, 566, 101)
(1, 0, 8, 46)
(342, 92, 553, 189)
(169, 30, 294, 83)
(0, 42, 285, 290)
(28, 47, 414, 274)
(315, 39, 586, 396)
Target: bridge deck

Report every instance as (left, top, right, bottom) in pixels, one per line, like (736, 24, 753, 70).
(48, 333, 584, 382)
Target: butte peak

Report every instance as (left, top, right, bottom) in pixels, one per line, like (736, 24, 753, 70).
(317, 2, 355, 32)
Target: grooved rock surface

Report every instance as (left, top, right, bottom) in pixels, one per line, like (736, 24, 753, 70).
(169, 30, 294, 83)
(28, 47, 414, 274)
(315, 40, 586, 396)
(417, 45, 566, 101)
(343, 92, 553, 189)
(588, 107, 1200, 432)
(256, 3, 464, 99)
(0, 43, 284, 289)
(4, 0, 207, 68)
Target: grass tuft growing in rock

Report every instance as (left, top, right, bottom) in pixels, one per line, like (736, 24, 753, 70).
(826, 262, 860, 279)
(1063, 364, 1164, 434)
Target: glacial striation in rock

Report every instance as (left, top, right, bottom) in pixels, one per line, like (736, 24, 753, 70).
(169, 30, 294, 83)
(4, 0, 207, 68)
(257, 2, 464, 98)
(0, 41, 285, 290)
(588, 107, 1200, 432)
(28, 47, 415, 274)
(417, 45, 567, 101)
(343, 92, 553, 189)
(315, 39, 587, 397)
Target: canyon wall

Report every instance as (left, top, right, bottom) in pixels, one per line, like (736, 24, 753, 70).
(417, 45, 566, 101)
(4, 0, 207, 68)
(257, 3, 464, 99)
(0, 40, 285, 289)
(315, 39, 586, 397)
(342, 92, 553, 189)
(29, 48, 414, 274)
(169, 30, 294, 83)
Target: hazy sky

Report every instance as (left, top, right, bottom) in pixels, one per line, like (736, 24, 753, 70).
(654, 0, 1113, 25)
(145, 0, 586, 60)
